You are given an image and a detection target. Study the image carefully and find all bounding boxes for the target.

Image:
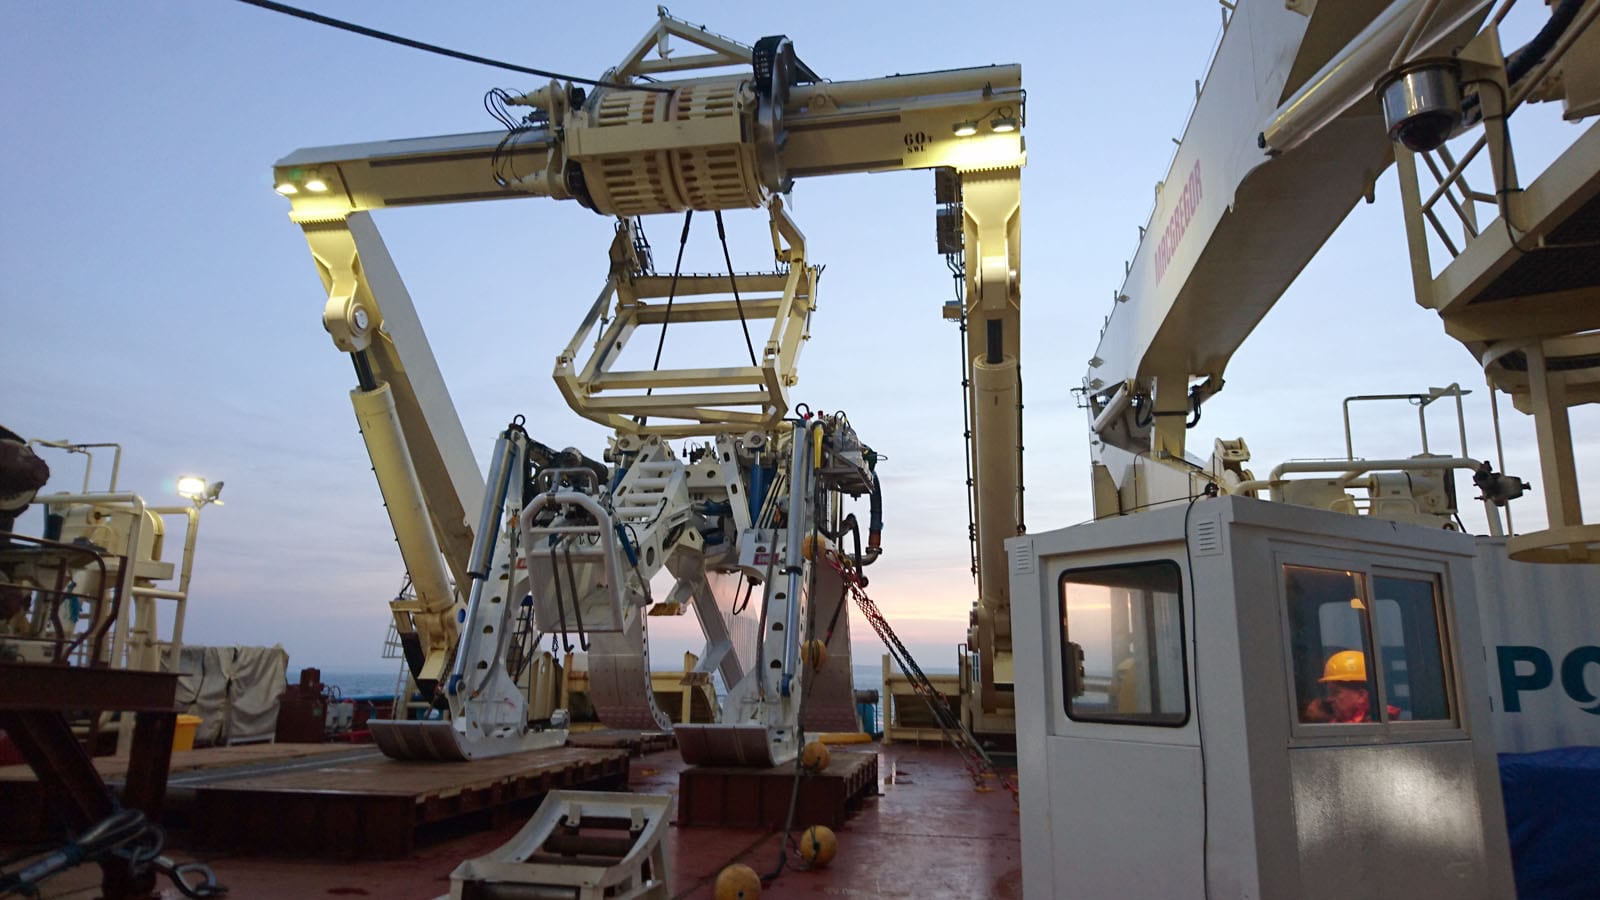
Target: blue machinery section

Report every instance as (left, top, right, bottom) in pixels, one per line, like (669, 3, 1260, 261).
(1499, 747, 1600, 900)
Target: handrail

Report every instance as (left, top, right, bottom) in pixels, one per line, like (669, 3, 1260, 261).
(1231, 456, 1480, 495)
(0, 532, 119, 666)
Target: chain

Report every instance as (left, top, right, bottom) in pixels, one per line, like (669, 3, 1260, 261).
(820, 553, 1016, 799)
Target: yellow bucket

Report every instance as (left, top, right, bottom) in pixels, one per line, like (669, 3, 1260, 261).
(172, 714, 202, 752)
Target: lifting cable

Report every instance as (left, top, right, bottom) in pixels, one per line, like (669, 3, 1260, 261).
(636, 209, 695, 427)
(645, 210, 694, 376)
(548, 543, 574, 653)
(820, 551, 1017, 799)
(562, 543, 590, 651)
(714, 210, 761, 368)
(648, 209, 761, 372)
(232, 0, 672, 92)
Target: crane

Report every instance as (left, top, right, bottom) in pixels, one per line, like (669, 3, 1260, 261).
(1009, 1, 1600, 897)
(1081, 0, 1599, 556)
(273, 11, 1026, 760)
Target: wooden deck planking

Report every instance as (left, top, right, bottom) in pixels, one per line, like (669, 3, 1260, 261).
(2, 742, 631, 859)
(186, 745, 630, 859)
(0, 741, 354, 782)
(200, 745, 620, 797)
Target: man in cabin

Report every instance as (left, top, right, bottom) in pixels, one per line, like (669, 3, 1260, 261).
(1301, 650, 1401, 724)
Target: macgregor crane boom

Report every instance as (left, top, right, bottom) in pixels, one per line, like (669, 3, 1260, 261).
(1010, 1, 1600, 897)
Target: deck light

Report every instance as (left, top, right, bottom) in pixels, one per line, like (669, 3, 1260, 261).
(304, 178, 329, 192)
(990, 115, 1018, 133)
(177, 476, 225, 506)
(274, 183, 298, 195)
(952, 120, 979, 137)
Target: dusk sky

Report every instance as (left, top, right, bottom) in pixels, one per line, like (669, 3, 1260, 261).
(3, 1, 1593, 681)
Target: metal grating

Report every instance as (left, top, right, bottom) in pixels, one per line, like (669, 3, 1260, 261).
(1472, 191, 1600, 304)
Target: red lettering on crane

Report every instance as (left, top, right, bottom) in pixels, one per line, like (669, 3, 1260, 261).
(1153, 160, 1203, 283)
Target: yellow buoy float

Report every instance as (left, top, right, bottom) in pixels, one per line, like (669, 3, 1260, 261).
(801, 740, 831, 773)
(714, 863, 762, 899)
(798, 825, 837, 868)
(800, 532, 829, 560)
(801, 639, 827, 671)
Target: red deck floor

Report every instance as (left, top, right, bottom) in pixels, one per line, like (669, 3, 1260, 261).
(20, 741, 1021, 899)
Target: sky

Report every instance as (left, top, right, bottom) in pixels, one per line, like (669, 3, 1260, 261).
(2, 1, 1594, 681)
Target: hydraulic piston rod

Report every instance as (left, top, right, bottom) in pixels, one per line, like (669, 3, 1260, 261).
(779, 421, 815, 695)
(451, 426, 521, 694)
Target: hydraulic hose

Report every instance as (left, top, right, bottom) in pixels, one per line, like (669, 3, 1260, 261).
(1507, 0, 1582, 87)
(867, 470, 883, 553)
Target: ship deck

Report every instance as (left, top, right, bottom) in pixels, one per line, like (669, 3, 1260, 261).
(5, 739, 1022, 899)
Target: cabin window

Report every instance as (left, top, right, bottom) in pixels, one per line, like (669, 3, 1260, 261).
(1059, 561, 1188, 726)
(1286, 565, 1453, 725)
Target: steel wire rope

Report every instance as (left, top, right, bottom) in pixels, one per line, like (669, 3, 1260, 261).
(562, 543, 590, 651)
(649, 210, 697, 373)
(637, 210, 696, 427)
(548, 542, 574, 653)
(714, 210, 761, 368)
(232, 0, 672, 92)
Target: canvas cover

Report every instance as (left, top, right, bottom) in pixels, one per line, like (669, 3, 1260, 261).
(164, 644, 288, 745)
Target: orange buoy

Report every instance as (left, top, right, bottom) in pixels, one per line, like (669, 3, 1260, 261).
(801, 639, 827, 671)
(798, 825, 837, 867)
(801, 741, 831, 773)
(801, 532, 827, 560)
(714, 863, 762, 899)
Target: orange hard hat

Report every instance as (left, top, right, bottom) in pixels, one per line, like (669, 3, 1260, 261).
(1320, 650, 1368, 683)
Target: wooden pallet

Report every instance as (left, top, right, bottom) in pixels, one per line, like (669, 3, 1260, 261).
(0, 742, 364, 841)
(185, 745, 629, 859)
(1, 743, 629, 859)
(676, 750, 879, 829)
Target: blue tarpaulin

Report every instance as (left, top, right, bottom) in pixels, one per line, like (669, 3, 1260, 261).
(1499, 746, 1600, 900)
